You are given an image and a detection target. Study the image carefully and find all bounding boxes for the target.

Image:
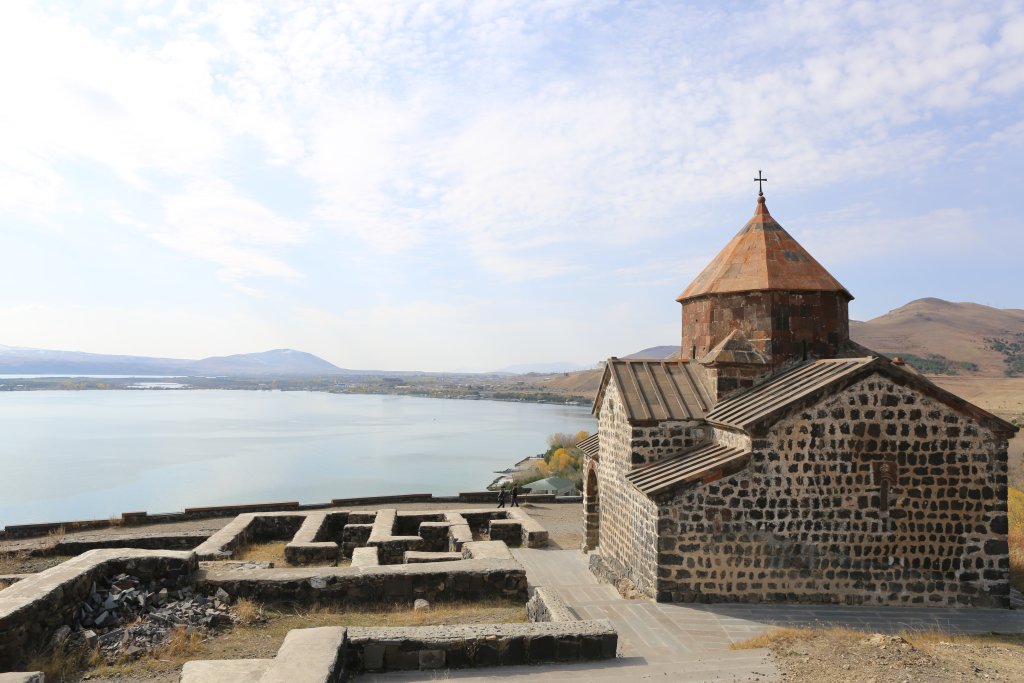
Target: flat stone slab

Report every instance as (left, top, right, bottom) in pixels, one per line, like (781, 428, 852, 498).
(180, 659, 271, 683)
(351, 547, 380, 567)
(0, 674, 44, 683)
(260, 626, 347, 683)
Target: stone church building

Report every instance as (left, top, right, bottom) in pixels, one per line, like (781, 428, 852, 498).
(580, 194, 1017, 607)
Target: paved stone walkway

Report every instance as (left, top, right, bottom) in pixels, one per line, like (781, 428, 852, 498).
(365, 548, 1024, 682)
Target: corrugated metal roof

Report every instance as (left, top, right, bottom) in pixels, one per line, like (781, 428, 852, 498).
(627, 443, 749, 496)
(708, 357, 875, 431)
(678, 196, 852, 301)
(576, 433, 599, 457)
(595, 359, 711, 423)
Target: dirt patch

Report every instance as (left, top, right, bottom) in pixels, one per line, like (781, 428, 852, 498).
(63, 599, 526, 683)
(736, 627, 1024, 683)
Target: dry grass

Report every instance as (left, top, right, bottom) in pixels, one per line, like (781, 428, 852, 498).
(1010, 486, 1024, 593)
(1007, 485, 1024, 593)
(158, 625, 206, 657)
(233, 541, 288, 563)
(28, 640, 100, 682)
(233, 597, 264, 625)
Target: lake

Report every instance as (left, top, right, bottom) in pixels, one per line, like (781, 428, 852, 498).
(0, 391, 595, 527)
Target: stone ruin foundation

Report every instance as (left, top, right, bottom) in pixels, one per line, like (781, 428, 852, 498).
(0, 506, 616, 681)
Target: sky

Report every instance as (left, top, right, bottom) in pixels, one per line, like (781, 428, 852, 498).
(1, 1, 1022, 372)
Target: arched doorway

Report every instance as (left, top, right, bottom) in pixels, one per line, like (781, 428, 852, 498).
(584, 463, 600, 551)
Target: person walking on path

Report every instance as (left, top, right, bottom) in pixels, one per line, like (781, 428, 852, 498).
(497, 488, 507, 508)
(510, 485, 519, 507)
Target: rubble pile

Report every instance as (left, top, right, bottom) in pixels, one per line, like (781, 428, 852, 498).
(54, 573, 237, 661)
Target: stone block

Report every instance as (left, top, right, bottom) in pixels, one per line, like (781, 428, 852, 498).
(418, 649, 445, 669)
(362, 642, 385, 671)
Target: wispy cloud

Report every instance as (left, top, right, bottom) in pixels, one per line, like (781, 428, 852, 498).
(154, 180, 307, 288)
(0, 1, 1022, 367)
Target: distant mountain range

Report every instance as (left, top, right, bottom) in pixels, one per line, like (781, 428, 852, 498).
(5, 299, 1021, 380)
(0, 345, 347, 377)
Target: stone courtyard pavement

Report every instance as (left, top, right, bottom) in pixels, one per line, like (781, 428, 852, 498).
(365, 548, 1024, 682)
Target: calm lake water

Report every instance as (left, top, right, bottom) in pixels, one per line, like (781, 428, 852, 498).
(0, 391, 595, 527)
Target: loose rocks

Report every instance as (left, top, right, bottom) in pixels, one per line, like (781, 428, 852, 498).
(64, 573, 236, 662)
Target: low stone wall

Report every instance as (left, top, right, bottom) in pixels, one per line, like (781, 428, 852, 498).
(342, 523, 373, 559)
(0, 549, 196, 670)
(284, 512, 339, 565)
(55, 531, 208, 555)
(345, 620, 617, 672)
(193, 512, 307, 561)
(197, 559, 527, 605)
(444, 513, 473, 551)
(1, 493, 579, 541)
(526, 586, 577, 623)
(367, 510, 423, 564)
(488, 520, 522, 546)
(508, 509, 549, 548)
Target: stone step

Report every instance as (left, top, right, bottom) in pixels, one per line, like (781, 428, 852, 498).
(180, 658, 271, 683)
(259, 626, 346, 683)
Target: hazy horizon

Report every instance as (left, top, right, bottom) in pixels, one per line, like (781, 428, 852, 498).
(2, 2, 1022, 372)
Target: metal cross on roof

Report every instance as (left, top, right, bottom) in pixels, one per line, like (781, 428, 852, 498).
(754, 170, 767, 196)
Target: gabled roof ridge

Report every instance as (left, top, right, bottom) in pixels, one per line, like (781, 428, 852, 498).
(708, 354, 1018, 436)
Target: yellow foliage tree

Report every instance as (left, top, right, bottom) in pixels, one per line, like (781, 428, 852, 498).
(550, 448, 573, 473)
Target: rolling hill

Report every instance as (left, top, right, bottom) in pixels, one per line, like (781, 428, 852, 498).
(0, 345, 346, 376)
(849, 298, 1024, 377)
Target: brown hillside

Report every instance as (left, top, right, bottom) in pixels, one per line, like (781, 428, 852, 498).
(538, 368, 603, 397)
(850, 298, 1024, 377)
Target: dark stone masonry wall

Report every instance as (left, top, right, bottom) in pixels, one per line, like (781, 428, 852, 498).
(590, 376, 706, 596)
(655, 374, 1010, 607)
(681, 290, 850, 364)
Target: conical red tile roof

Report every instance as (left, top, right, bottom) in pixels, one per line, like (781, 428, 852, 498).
(677, 196, 852, 301)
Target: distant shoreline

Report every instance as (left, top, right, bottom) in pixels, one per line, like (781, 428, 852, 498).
(0, 375, 593, 407)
